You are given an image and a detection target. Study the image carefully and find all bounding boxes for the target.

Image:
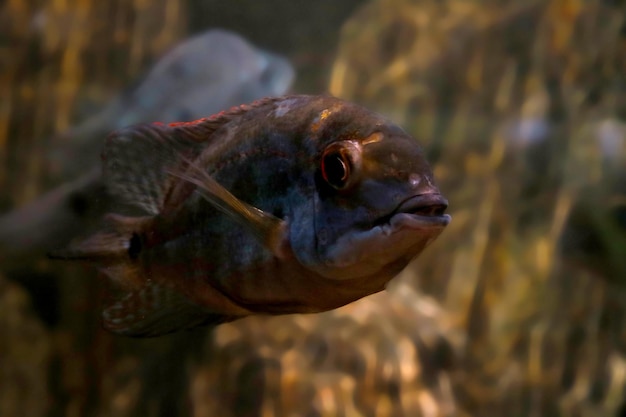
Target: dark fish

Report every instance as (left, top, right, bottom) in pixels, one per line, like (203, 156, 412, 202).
(53, 95, 450, 337)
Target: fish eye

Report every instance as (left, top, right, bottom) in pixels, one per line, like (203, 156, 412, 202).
(322, 151, 349, 188)
(320, 142, 361, 190)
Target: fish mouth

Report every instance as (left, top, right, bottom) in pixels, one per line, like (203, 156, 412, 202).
(376, 193, 451, 228)
(319, 192, 450, 276)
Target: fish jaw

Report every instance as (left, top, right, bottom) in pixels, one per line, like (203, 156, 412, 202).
(314, 193, 450, 280)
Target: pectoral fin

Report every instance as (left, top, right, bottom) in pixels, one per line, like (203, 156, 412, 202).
(168, 159, 290, 258)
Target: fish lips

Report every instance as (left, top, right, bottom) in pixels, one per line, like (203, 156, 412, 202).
(388, 193, 451, 228)
(320, 193, 450, 278)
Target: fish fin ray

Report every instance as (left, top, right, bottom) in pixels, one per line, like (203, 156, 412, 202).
(102, 281, 234, 337)
(103, 97, 283, 215)
(167, 157, 290, 258)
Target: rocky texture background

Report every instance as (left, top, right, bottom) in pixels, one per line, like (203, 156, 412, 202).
(1, 0, 625, 416)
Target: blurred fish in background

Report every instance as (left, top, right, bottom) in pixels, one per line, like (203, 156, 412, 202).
(0, 29, 294, 269)
(48, 28, 295, 181)
(558, 118, 626, 283)
(1, 0, 626, 416)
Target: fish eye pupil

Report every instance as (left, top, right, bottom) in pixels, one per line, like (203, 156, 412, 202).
(322, 151, 350, 189)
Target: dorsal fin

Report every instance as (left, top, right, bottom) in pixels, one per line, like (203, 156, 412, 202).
(102, 96, 284, 215)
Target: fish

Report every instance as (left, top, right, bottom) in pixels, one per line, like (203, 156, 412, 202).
(49, 28, 295, 182)
(52, 95, 451, 337)
(0, 29, 294, 269)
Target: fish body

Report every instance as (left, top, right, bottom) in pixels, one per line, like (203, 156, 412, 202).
(57, 95, 450, 336)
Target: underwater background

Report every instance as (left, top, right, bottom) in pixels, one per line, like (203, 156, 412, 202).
(1, 0, 625, 416)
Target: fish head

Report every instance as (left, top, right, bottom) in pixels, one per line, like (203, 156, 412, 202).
(289, 101, 450, 281)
